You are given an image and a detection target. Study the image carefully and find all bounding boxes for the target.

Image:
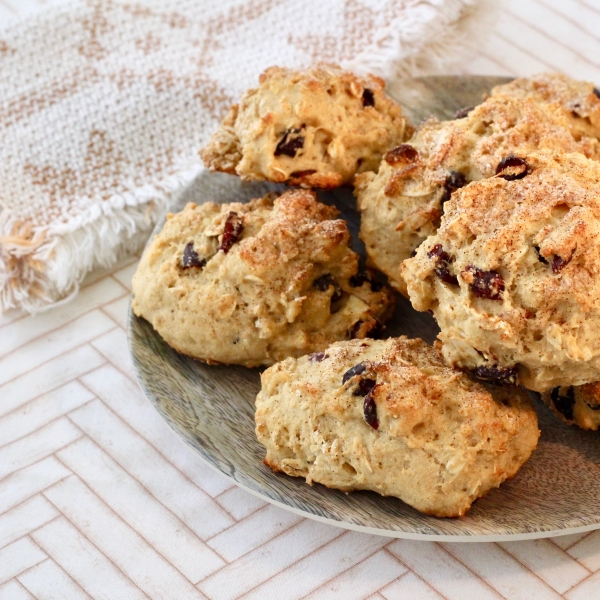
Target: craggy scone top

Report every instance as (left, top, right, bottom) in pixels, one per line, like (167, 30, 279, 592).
(492, 72, 600, 159)
(355, 94, 584, 295)
(256, 337, 539, 517)
(132, 189, 394, 367)
(402, 151, 600, 392)
(201, 64, 410, 188)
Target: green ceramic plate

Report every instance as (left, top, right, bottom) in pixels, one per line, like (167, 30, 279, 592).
(129, 76, 600, 541)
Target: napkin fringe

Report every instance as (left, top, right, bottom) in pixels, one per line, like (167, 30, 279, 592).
(344, 0, 498, 80)
(0, 0, 497, 314)
(0, 165, 200, 313)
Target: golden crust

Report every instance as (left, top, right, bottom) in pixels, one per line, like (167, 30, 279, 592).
(255, 337, 539, 517)
(356, 95, 585, 295)
(491, 73, 600, 159)
(402, 151, 600, 392)
(200, 104, 241, 174)
(201, 64, 410, 188)
(132, 189, 394, 367)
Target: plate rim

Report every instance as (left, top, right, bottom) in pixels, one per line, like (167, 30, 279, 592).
(128, 303, 600, 542)
(127, 74, 600, 542)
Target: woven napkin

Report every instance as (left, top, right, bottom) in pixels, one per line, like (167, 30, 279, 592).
(0, 0, 495, 313)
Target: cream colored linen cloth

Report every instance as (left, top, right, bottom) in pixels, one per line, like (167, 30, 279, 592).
(0, 0, 494, 313)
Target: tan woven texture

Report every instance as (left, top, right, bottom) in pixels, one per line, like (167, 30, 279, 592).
(0, 0, 491, 312)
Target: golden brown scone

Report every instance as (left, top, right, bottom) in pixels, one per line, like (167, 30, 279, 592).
(401, 151, 600, 392)
(491, 73, 600, 159)
(541, 383, 600, 431)
(356, 95, 584, 295)
(200, 64, 410, 189)
(255, 337, 539, 517)
(132, 189, 394, 367)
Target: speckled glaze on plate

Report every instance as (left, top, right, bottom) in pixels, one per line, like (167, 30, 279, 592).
(129, 76, 600, 541)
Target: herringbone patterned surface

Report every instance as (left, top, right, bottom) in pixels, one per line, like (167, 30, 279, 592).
(3, 0, 600, 598)
(2, 255, 600, 598)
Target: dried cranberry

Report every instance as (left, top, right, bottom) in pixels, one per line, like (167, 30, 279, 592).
(308, 352, 328, 362)
(550, 386, 575, 421)
(218, 212, 244, 254)
(362, 88, 375, 107)
(427, 244, 458, 285)
(472, 364, 518, 386)
(274, 126, 305, 157)
(349, 273, 364, 287)
(342, 362, 367, 384)
(181, 243, 206, 269)
(368, 320, 385, 338)
(427, 245, 448, 259)
(463, 266, 504, 300)
(534, 246, 548, 265)
(384, 144, 419, 166)
(331, 287, 343, 303)
(363, 386, 379, 429)
(313, 274, 343, 303)
(552, 249, 575, 274)
(349, 321, 364, 339)
(290, 169, 316, 178)
(349, 320, 384, 340)
(349, 270, 384, 292)
(440, 171, 467, 206)
(594, 88, 600, 99)
(446, 170, 467, 191)
(496, 155, 530, 181)
(314, 274, 331, 291)
(353, 378, 376, 397)
(454, 105, 475, 119)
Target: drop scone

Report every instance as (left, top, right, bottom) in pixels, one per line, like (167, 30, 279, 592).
(200, 64, 410, 189)
(541, 384, 600, 431)
(491, 73, 600, 159)
(355, 95, 584, 295)
(255, 337, 539, 517)
(401, 151, 600, 393)
(131, 189, 394, 367)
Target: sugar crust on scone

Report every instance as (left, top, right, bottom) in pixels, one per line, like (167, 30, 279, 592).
(255, 337, 539, 517)
(201, 64, 410, 189)
(491, 72, 600, 159)
(356, 94, 585, 295)
(402, 151, 600, 392)
(132, 189, 394, 367)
